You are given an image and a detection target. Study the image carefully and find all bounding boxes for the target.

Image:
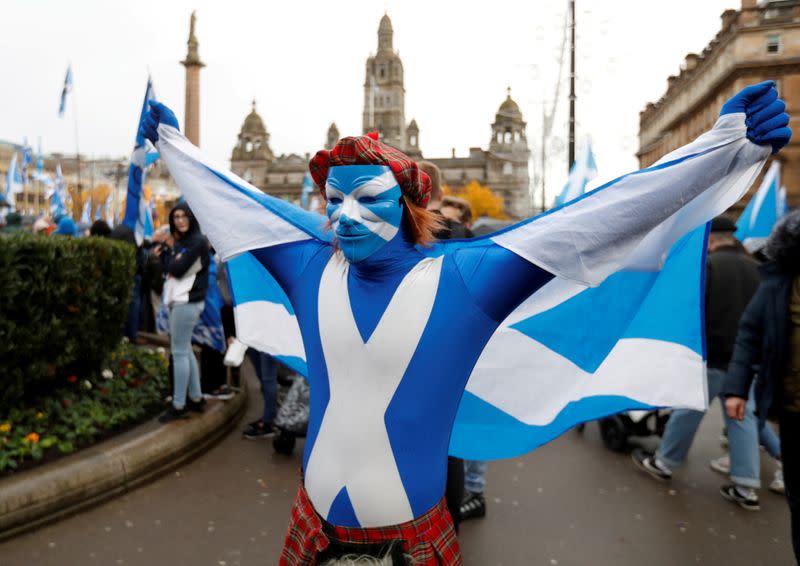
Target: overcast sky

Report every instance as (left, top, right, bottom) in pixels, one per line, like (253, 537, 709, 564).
(2, 0, 739, 202)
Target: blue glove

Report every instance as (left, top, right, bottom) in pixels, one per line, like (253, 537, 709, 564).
(720, 81, 792, 154)
(139, 101, 180, 144)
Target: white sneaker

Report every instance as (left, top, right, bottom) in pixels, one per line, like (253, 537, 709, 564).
(770, 468, 785, 495)
(710, 454, 731, 475)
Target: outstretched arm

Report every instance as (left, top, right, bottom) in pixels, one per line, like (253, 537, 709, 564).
(140, 101, 331, 291)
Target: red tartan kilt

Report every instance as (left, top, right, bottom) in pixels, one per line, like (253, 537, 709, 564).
(280, 483, 462, 565)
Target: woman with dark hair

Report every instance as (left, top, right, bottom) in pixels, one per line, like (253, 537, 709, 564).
(156, 202, 210, 422)
(724, 209, 800, 561)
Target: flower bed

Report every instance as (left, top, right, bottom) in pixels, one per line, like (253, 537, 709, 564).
(0, 341, 169, 474)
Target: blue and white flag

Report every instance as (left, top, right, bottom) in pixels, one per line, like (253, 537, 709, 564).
(735, 161, 784, 251)
(80, 198, 91, 224)
(156, 110, 770, 461)
(58, 65, 73, 118)
(35, 138, 43, 177)
(301, 172, 314, 210)
(21, 139, 32, 185)
(50, 165, 68, 218)
(4, 154, 24, 211)
(122, 76, 159, 245)
(555, 138, 598, 207)
(102, 192, 114, 226)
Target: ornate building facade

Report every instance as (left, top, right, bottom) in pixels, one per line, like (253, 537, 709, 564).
(230, 13, 532, 217)
(638, 0, 800, 209)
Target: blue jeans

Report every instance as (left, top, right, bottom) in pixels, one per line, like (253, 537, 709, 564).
(169, 301, 204, 409)
(657, 367, 763, 488)
(247, 349, 278, 424)
(464, 460, 488, 494)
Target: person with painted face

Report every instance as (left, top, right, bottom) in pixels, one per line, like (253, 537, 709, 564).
(156, 202, 210, 423)
(141, 81, 791, 565)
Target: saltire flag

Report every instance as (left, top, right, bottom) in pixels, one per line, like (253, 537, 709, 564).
(58, 65, 73, 118)
(555, 138, 598, 207)
(735, 160, 785, 251)
(4, 153, 24, 211)
(21, 139, 32, 185)
(36, 138, 43, 177)
(103, 192, 114, 226)
(49, 165, 68, 218)
(122, 76, 159, 244)
(80, 198, 91, 224)
(156, 110, 770, 460)
(301, 172, 314, 210)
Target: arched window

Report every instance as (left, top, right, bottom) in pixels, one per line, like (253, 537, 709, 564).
(245, 141, 253, 152)
(503, 131, 512, 144)
(410, 135, 417, 147)
(502, 162, 513, 176)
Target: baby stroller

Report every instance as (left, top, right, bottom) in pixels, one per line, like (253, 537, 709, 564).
(272, 375, 310, 455)
(578, 409, 672, 453)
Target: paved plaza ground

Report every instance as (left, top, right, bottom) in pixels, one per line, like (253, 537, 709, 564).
(0, 364, 792, 565)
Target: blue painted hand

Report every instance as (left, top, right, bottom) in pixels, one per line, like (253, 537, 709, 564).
(139, 101, 180, 145)
(720, 81, 792, 154)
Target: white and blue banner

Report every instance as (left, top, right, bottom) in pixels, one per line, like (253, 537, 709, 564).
(49, 164, 68, 218)
(450, 226, 707, 458)
(735, 161, 785, 251)
(555, 138, 598, 207)
(122, 77, 159, 244)
(156, 110, 769, 461)
(58, 65, 73, 118)
(80, 198, 91, 224)
(4, 153, 23, 211)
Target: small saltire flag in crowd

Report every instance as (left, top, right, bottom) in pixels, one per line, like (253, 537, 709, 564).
(80, 198, 91, 224)
(36, 138, 43, 177)
(4, 154, 24, 210)
(58, 65, 73, 118)
(122, 77, 160, 244)
(555, 138, 598, 207)
(21, 139, 32, 185)
(300, 172, 314, 210)
(103, 192, 114, 226)
(735, 160, 785, 251)
(50, 165, 68, 218)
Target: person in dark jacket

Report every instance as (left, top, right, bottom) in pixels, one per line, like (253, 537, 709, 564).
(634, 217, 768, 508)
(156, 202, 210, 422)
(725, 209, 800, 561)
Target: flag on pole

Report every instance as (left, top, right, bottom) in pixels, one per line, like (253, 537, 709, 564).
(735, 161, 784, 251)
(301, 172, 314, 210)
(50, 164, 68, 218)
(21, 139, 32, 185)
(122, 77, 159, 244)
(4, 154, 24, 211)
(80, 198, 91, 224)
(555, 138, 598, 207)
(36, 138, 43, 177)
(59, 66, 73, 118)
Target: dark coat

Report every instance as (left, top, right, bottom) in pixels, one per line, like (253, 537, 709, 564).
(704, 245, 760, 369)
(723, 262, 792, 423)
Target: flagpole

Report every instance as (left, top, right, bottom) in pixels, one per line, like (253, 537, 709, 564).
(73, 75, 82, 213)
(568, 0, 576, 171)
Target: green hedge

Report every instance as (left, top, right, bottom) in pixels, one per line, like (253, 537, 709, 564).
(0, 234, 136, 410)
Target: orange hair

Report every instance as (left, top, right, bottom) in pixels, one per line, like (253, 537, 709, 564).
(401, 195, 444, 247)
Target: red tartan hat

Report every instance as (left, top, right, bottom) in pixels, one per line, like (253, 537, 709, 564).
(309, 132, 431, 207)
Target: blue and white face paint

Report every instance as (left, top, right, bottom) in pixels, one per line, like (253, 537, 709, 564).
(325, 165, 403, 263)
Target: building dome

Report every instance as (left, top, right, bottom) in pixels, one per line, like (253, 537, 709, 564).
(242, 100, 267, 135)
(497, 88, 522, 119)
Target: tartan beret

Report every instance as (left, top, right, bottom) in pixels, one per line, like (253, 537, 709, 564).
(309, 132, 431, 207)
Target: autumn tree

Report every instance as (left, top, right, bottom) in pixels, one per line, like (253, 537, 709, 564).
(446, 180, 507, 220)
